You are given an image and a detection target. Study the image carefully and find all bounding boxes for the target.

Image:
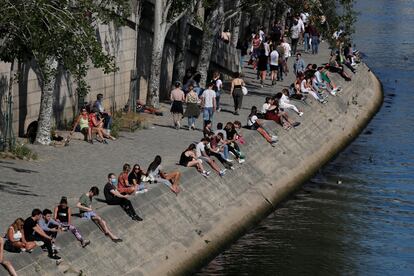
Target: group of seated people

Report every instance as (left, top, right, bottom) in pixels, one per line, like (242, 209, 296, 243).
(71, 94, 116, 144)
(290, 62, 344, 104)
(179, 120, 246, 177)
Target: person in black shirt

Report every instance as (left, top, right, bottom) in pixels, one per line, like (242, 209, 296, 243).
(128, 164, 147, 193)
(23, 209, 61, 260)
(104, 173, 143, 221)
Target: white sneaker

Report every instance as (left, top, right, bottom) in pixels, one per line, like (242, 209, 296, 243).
(135, 189, 148, 194)
(201, 171, 210, 177)
(52, 244, 61, 251)
(225, 158, 233, 163)
(238, 158, 246, 164)
(330, 89, 337, 96)
(219, 170, 226, 177)
(271, 135, 278, 142)
(298, 112, 304, 117)
(35, 241, 44, 246)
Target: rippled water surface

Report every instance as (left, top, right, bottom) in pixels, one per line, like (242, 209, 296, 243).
(196, 0, 414, 275)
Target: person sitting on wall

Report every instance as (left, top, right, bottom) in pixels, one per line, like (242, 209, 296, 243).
(195, 138, 227, 177)
(265, 97, 300, 130)
(4, 218, 37, 253)
(315, 66, 341, 95)
(276, 90, 303, 116)
(53, 197, 90, 248)
(89, 107, 116, 143)
(179, 144, 210, 177)
(247, 106, 278, 147)
(117, 163, 136, 195)
(71, 107, 93, 143)
(76, 186, 122, 243)
(0, 237, 17, 276)
(104, 173, 143, 221)
(23, 209, 61, 260)
(147, 155, 181, 194)
(224, 122, 245, 163)
(326, 52, 352, 81)
(128, 164, 148, 194)
(93, 93, 113, 134)
(203, 120, 214, 138)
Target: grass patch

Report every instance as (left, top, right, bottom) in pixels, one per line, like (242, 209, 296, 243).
(0, 144, 38, 160)
(111, 111, 148, 138)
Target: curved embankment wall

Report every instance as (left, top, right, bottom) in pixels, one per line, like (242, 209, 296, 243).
(2, 64, 382, 276)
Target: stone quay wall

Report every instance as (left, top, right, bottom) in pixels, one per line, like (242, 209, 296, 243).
(0, 63, 383, 276)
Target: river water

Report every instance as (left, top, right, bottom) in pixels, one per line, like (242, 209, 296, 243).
(196, 0, 414, 275)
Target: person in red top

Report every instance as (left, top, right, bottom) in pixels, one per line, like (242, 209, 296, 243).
(117, 163, 136, 195)
(89, 108, 116, 144)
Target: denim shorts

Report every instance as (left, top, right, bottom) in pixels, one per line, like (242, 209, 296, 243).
(81, 211, 97, 219)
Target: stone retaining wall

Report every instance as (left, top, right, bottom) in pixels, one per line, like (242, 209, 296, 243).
(0, 64, 382, 276)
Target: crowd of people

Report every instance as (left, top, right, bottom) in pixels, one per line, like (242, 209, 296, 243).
(1, 7, 361, 276)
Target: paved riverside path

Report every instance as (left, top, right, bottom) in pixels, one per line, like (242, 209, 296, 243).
(0, 43, 338, 232)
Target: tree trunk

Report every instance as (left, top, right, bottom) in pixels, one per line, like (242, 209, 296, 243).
(231, 7, 242, 47)
(35, 60, 57, 145)
(196, 0, 224, 88)
(172, 15, 190, 84)
(147, 0, 169, 108)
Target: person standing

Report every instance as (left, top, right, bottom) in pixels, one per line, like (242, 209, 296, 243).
(257, 45, 268, 88)
(269, 45, 279, 85)
(170, 81, 185, 130)
(212, 71, 223, 112)
(201, 82, 216, 127)
(230, 72, 246, 115)
(183, 84, 200, 130)
(290, 18, 301, 55)
(309, 22, 320, 55)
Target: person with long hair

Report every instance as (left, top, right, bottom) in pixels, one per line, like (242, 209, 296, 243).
(53, 197, 91, 247)
(247, 106, 278, 146)
(0, 237, 17, 276)
(183, 84, 200, 130)
(147, 155, 181, 194)
(71, 107, 92, 143)
(5, 218, 36, 252)
(179, 144, 210, 177)
(230, 72, 246, 115)
(257, 43, 268, 88)
(89, 108, 116, 143)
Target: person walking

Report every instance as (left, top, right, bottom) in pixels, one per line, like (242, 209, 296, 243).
(269, 45, 279, 85)
(183, 84, 200, 130)
(257, 44, 268, 88)
(170, 81, 185, 130)
(309, 22, 320, 55)
(230, 72, 246, 115)
(212, 71, 223, 112)
(290, 18, 301, 55)
(201, 82, 216, 127)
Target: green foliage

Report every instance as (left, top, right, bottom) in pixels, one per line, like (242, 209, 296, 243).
(0, 0, 131, 97)
(11, 144, 38, 160)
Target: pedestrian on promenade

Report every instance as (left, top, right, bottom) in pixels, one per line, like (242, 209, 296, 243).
(247, 106, 277, 147)
(0, 237, 17, 276)
(303, 22, 310, 53)
(309, 22, 320, 55)
(147, 155, 181, 194)
(118, 163, 136, 195)
(104, 173, 143, 221)
(179, 144, 210, 177)
(201, 82, 216, 127)
(212, 71, 223, 112)
(4, 218, 36, 253)
(71, 107, 92, 143)
(257, 44, 268, 88)
(269, 45, 279, 85)
(230, 72, 245, 115)
(293, 53, 306, 77)
(280, 37, 291, 77)
(53, 197, 90, 248)
(76, 187, 122, 243)
(290, 18, 301, 55)
(196, 138, 226, 177)
(23, 209, 61, 259)
(170, 81, 185, 130)
(183, 84, 200, 130)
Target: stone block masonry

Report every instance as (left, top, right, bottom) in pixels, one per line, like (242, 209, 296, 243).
(0, 58, 383, 275)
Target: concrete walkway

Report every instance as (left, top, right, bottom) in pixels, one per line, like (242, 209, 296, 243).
(0, 43, 336, 232)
